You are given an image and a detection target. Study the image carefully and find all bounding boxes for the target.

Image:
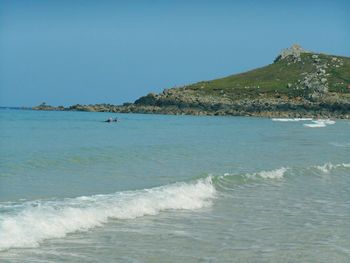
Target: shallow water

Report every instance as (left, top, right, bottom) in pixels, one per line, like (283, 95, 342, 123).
(0, 109, 349, 262)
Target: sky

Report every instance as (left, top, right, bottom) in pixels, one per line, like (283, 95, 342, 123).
(0, 0, 349, 107)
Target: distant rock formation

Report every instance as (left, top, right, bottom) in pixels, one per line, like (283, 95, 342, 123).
(274, 44, 309, 63)
(33, 102, 65, 111)
(32, 45, 350, 119)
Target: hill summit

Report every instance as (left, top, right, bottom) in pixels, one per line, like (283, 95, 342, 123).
(34, 45, 350, 118)
(275, 44, 308, 62)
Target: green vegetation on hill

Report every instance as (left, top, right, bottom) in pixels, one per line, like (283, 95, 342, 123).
(185, 52, 350, 100)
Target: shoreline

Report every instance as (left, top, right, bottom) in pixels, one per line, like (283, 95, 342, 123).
(30, 103, 350, 119)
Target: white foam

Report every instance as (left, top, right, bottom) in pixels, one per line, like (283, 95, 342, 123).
(256, 167, 288, 179)
(318, 119, 335, 125)
(314, 162, 350, 173)
(330, 142, 350, 147)
(303, 122, 326, 128)
(314, 162, 336, 173)
(303, 119, 335, 128)
(0, 177, 215, 251)
(244, 167, 288, 179)
(272, 118, 312, 122)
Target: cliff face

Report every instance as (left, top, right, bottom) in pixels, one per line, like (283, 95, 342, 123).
(33, 45, 350, 118)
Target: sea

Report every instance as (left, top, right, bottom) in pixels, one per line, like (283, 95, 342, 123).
(0, 109, 349, 263)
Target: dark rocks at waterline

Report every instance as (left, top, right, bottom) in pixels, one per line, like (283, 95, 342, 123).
(32, 97, 350, 119)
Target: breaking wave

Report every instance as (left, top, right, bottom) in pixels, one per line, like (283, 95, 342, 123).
(313, 162, 350, 173)
(218, 167, 289, 183)
(0, 163, 348, 251)
(243, 167, 288, 179)
(0, 177, 215, 251)
(272, 118, 312, 122)
(271, 118, 336, 128)
(303, 119, 336, 128)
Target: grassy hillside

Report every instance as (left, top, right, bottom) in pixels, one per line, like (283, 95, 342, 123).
(184, 52, 350, 100)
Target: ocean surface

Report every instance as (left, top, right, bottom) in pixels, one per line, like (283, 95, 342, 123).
(0, 109, 349, 262)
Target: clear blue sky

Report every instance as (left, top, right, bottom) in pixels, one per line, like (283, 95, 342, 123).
(0, 0, 349, 107)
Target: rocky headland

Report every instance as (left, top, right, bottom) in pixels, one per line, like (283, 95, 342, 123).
(33, 45, 350, 119)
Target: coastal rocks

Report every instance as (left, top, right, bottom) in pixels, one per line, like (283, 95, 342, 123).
(134, 93, 158, 106)
(32, 102, 65, 111)
(117, 94, 349, 119)
(32, 93, 350, 119)
(68, 104, 119, 112)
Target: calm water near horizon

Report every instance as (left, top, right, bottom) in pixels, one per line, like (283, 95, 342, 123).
(0, 109, 349, 262)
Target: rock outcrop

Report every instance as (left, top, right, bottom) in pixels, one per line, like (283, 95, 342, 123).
(274, 44, 308, 63)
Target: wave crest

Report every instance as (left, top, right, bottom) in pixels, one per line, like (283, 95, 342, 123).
(245, 167, 288, 179)
(0, 177, 215, 251)
(219, 167, 288, 181)
(272, 118, 312, 122)
(314, 162, 350, 173)
(303, 119, 336, 128)
(1, 162, 347, 251)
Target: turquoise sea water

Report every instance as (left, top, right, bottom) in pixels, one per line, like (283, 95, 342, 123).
(0, 109, 349, 262)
